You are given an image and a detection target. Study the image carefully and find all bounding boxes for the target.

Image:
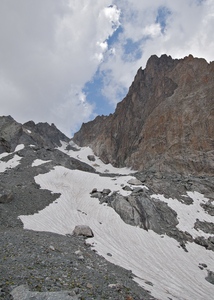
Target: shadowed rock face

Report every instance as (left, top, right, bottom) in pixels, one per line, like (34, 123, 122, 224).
(0, 115, 70, 153)
(73, 54, 214, 175)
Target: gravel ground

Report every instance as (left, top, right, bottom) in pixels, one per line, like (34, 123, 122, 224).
(0, 148, 156, 299)
(3, 146, 214, 299)
(0, 228, 156, 300)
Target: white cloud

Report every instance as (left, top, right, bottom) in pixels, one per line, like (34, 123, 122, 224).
(99, 0, 214, 106)
(0, 0, 213, 136)
(0, 0, 120, 136)
(143, 23, 161, 37)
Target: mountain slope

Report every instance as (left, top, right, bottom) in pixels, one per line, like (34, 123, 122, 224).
(1, 116, 214, 299)
(73, 54, 214, 175)
(1, 54, 214, 300)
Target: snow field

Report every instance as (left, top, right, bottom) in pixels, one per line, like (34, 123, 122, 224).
(31, 159, 52, 167)
(19, 166, 214, 300)
(58, 140, 136, 174)
(152, 192, 214, 239)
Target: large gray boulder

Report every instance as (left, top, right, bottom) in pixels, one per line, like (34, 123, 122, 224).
(72, 225, 94, 237)
(11, 285, 78, 300)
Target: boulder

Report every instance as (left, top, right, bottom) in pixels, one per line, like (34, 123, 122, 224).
(72, 225, 94, 237)
(90, 188, 97, 194)
(10, 284, 78, 300)
(90, 192, 102, 199)
(206, 271, 214, 285)
(122, 185, 132, 191)
(132, 187, 144, 193)
(0, 189, 14, 203)
(102, 188, 111, 195)
(127, 178, 143, 185)
(87, 155, 95, 161)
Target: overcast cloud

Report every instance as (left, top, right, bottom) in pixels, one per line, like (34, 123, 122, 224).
(0, 0, 214, 136)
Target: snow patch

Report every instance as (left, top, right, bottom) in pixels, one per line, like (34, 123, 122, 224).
(58, 141, 136, 174)
(0, 152, 9, 159)
(0, 154, 22, 173)
(151, 192, 214, 238)
(0, 144, 24, 172)
(32, 159, 52, 167)
(19, 166, 214, 300)
(14, 144, 25, 152)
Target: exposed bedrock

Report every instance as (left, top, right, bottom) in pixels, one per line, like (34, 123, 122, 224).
(73, 54, 214, 175)
(94, 171, 214, 250)
(0, 115, 70, 153)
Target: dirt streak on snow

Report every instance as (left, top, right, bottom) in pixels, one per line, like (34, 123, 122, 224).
(19, 166, 214, 300)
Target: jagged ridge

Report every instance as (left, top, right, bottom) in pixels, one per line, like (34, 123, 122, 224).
(73, 54, 214, 175)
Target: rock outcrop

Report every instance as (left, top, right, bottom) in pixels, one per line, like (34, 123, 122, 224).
(0, 115, 70, 153)
(73, 54, 214, 175)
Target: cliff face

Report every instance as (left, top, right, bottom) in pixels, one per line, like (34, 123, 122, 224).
(73, 54, 214, 175)
(0, 115, 70, 153)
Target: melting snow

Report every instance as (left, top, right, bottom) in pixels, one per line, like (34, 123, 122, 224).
(32, 159, 52, 167)
(14, 144, 25, 152)
(19, 165, 214, 300)
(58, 140, 136, 174)
(0, 144, 24, 172)
(0, 154, 22, 173)
(151, 193, 214, 239)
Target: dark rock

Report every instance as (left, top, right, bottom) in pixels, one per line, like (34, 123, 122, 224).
(0, 115, 22, 153)
(194, 219, 214, 234)
(111, 194, 141, 227)
(90, 188, 97, 194)
(199, 263, 207, 268)
(90, 192, 102, 199)
(108, 192, 179, 235)
(87, 155, 95, 161)
(201, 202, 214, 216)
(0, 189, 14, 203)
(102, 188, 111, 195)
(122, 185, 133, 191)
(0, 115, 70, 156)
(205, 271, 214, 285)
(194, 236, 211, 249)
(208, 236, 214, 244)
(132, 187, 144, 194)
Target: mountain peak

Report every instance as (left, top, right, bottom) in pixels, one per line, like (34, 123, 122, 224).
(73, 54, 214, 175)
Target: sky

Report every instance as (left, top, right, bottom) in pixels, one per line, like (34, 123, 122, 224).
(0, 0, 214, 137)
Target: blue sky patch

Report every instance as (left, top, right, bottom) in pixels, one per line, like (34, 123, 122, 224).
(83, 70, 114, 116)
(156, 6, 171, 34)
(106, 25, 123, 47)
(122, 38, 143, 62)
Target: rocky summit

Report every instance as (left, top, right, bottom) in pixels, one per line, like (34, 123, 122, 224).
(1, 54, 214, 300)
(73, 54, 214, 175)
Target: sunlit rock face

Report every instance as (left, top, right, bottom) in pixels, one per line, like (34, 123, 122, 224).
(73, 54, 214, 175)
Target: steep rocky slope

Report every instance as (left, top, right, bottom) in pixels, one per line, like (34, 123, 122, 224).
(73, 54, 214, 175)
(0, 116, 155, 300)
(1, 116, 214, 300)
(0, 115, 70, 153)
